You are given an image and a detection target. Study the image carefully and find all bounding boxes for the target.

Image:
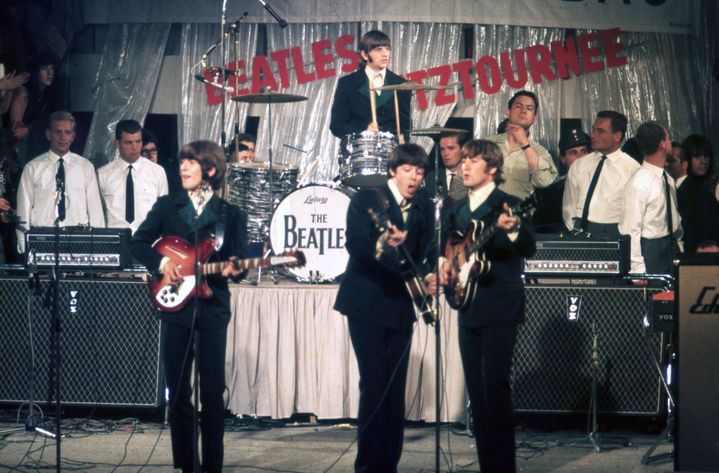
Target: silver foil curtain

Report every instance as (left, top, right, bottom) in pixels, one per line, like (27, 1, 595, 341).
(262, 22, 359, 184)
(574, 27, 715, 142)
(472, 25, 564, 157)
(83, 23, 171, 165)
(362, 21, 463, 152)
(179, 23, 259, 146)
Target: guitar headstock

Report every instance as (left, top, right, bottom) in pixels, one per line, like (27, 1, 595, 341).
(278, 250, 306, 268)
(513, 191, 538, 219)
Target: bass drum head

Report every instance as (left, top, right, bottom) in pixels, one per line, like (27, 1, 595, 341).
(269, 184, 354, 282)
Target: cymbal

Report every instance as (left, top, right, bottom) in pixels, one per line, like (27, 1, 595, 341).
(411, 125, 467, 136)
(231, 92, 308, 104)
(376, 81, 458, 92)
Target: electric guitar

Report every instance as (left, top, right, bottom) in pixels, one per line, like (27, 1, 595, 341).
(367, 207, 436, 325)
(443, 193, 536, 311)
(148, 235, 305, 312)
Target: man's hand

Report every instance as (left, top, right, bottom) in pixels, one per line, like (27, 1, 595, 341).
(505, 123, 530, 147)
(497, 202, 520, 232)
(380, 224, 407, 248)
(366, 122, 379, 132)
(161, 259, 185, 286)
(439, 259, 454, 286)
(221, 257, 243, 278)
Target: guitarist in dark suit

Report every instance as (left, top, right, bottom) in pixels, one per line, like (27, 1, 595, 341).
(329, 30, 411, 141)
(131, 141, 247, 473)
(334, 143, 436, 473)
(440, 139, 535, 473)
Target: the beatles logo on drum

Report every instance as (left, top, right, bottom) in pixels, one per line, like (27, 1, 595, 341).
(283, 215, 345, 255)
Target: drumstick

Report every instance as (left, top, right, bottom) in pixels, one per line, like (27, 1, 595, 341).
(393, 91, 401, 139)
(299, 156, 320, 183)
(369, 80, 378, 127)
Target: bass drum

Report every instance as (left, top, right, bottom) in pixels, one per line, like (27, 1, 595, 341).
(270, 184, 354, 282)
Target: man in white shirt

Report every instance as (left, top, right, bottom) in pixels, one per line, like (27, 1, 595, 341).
(425, 131, 470, 201)
(563, 110, 640, 237)
(98, 119, 168, 234)
(619, 122, 683, 274)
(484, 90, 558, 199)
(16, 111, 105, 252)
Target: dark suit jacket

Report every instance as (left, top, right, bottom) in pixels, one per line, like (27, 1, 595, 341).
(677, 176, 719, 252)
(334, 185, 434, 329)
(329, 68, 411, 139)
(131, 192, 248, 329)
(443, 187, 536, 328)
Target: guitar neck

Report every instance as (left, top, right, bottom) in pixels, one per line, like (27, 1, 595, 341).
(201, 256, 272, 275)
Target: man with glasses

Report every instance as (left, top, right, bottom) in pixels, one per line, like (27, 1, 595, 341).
(143, 128, 181, 193)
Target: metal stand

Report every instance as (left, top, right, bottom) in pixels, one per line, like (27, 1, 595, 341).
(640, 331, 674, 465)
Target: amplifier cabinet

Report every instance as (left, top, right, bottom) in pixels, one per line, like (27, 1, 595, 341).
(675, 257, 719, 471)
(0, 275, 162, 407)
(514, 284, 664, 415)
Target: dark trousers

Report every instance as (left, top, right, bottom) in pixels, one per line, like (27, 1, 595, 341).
(640, 235, 675, 275)
(459, 324, 518, 473)
(162, 322, 227, 473)
(347, 318, 413, 473)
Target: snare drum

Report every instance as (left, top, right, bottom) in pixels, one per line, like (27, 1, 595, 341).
(269, 184, 354, 282)
(339, 131, 397, 188)
(227, 162, 298, 243)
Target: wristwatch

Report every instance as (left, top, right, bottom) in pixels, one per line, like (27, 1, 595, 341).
(520, 143, 532, 151)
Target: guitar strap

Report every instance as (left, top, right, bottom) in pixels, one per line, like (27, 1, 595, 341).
(373, 187, 391, 214)
(214, 200, 228, 252)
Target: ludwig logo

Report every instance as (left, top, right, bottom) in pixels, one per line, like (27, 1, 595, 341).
(567, 295, 581, 321)
(689, 286, 719, 314)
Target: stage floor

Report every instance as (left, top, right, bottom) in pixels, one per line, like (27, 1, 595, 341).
(0, 412, 674, 472)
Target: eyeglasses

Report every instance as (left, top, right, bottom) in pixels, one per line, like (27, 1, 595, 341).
(141, 148, 158, 156)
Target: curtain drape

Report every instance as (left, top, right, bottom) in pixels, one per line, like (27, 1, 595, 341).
(83, 23, 171, 165)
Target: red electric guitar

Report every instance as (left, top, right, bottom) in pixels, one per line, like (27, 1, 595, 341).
(148, 235, 305, 312)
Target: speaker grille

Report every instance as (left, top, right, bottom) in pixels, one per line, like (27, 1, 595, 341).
(0, 276, 162, 407)
(514, 285, 663, 415)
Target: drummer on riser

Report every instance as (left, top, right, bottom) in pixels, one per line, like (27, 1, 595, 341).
(330, 30, 411, 144)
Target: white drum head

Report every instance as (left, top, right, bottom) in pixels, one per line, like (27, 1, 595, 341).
(270, 184, 353, 282)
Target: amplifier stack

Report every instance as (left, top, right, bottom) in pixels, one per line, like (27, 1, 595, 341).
(25, 226, 132, 270)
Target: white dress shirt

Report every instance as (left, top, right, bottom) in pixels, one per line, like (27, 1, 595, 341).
(619, 161, 684, 274)
(485, 132, 558, 200)
(364, 67, 386, 95)
(98, 156, 168, 234)
(16, 150, 105, 252)
(563, 149, 640, 230)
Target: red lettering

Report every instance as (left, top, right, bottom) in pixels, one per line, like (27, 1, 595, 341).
(476, 56, 502, 95)
(291, 47, 316, 84)
(312, 38, 335, 80)
(404, 70, 429, 110)
(251, 55, 279, 94)
(500, 49, 528, 89)
(452, 60, 475, 101)
(203, 68, 225, 105)
(428, 65, 455, 106)
(600, 28, 627, 68)
(335, 34, 358, 74)
(551, 38, 582, 79)
(526, 44, 557, 84)
(269, 48, 292, 88)
(227, 61, 250, 96)
(577, 32, 604, 73)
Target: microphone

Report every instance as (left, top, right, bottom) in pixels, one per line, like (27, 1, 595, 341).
(257, 0, 288, 28)
(226, 12, 249, 31)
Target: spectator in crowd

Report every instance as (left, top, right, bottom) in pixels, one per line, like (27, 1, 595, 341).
(143, 128, 182, 193)
(682, 134, 718, 204)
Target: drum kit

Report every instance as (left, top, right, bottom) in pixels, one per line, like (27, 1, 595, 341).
(228, 82, 463, 283)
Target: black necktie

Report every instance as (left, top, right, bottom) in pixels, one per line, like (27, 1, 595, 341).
(56, 158, 65, 221)
(663, 171, 677, 251)
(126, 164, 134, 223)
(580, 155, 606, 231)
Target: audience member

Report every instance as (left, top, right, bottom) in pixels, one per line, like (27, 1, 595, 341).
(563, 110, 640, 237)
(619, 122, 682, 274)
(485, 90, 558, 199)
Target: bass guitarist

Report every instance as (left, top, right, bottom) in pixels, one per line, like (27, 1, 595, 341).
(440, 139, 535, 473)
(334, 143, 436, 473)
(131, 141, 247, 473)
